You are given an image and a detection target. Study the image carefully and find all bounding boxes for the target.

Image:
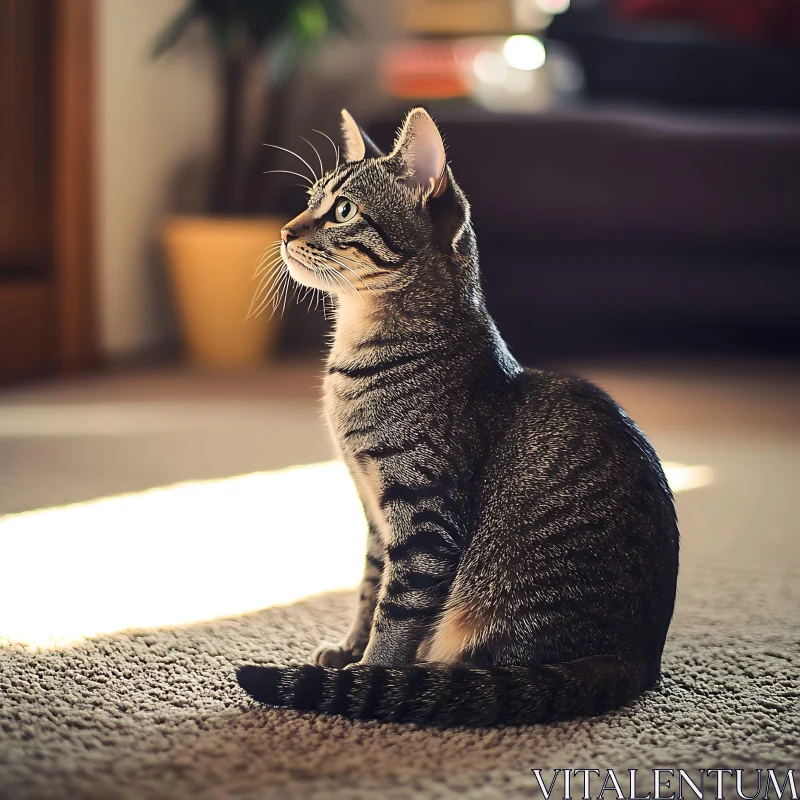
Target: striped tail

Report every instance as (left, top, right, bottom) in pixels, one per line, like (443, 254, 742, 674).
(235, 656, 653, 727)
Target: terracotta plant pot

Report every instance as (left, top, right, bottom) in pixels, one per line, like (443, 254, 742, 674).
(162, 217, 283, 368)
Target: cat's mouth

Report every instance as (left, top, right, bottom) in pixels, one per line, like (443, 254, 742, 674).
(283, 242, 361, 296)
(282, 245, 321, 288)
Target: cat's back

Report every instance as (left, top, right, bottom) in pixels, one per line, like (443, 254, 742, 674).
(508, 366, 637, 433)
(498, 366, 674, 513)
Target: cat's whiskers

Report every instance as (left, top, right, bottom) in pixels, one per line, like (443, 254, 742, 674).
(292, 284, 302, 306)
(254, 253, 285, 286)
(263, 169, 313, 187)
(247, 278, 280, 320)
(249, 265, 285, 317)
(325, 291, 335, 321)
(253, 241, 283, 273)
(248, 257, 285, 312)
(312, 129, 340, 170)
(258, 240, 282, 257)
(330, 251, 398, 294)
(316, 272, 329, 320)
(321, 271, 339, 320)
(280, 268, 292, 318)
(252, 254, 285, 282)
(312, 256, 367, 305)
(254, 249, 284, 274)
(329, 249, 361, 263)
(332, 248, 394, 280)
(252, 263, 283, 292)
(325, 266, 359, 300)
(263, 143, 318, 182)
(292, 279, 315, 312)
(325, 256, 376, 295)
(257, 249, 283, 268)
(277, 253, 347, 319)
(334, 252, 391, 273)
(301, 136, 325, 181)
(300, 284, 320, 314)
(267, 269, 291, 320)
(249, 262, 289, 320)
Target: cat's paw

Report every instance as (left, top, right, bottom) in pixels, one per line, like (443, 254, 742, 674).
(311, 642, 361, 669)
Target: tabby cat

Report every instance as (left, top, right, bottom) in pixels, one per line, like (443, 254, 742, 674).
(236, 108, 679, 726)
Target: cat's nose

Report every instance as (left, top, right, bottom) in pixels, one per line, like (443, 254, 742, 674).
(281, 227, 296, 244)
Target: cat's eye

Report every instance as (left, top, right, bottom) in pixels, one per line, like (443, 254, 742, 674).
(334, 197, 358, 223)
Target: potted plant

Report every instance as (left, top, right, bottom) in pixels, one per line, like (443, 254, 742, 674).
(155, 0, 351, 367)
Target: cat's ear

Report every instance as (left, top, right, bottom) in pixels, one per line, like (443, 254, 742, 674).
(340, 109, 383, 162)
(389, 107, 447, 197)
(430, 166, 471, 256)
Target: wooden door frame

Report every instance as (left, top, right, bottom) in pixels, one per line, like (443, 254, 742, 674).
(53, 0, 96, 373)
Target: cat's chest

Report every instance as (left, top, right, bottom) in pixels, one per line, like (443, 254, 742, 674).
(323, 378, 389, 540)
(323, 307, 445, 542)
(323, 319, 416, 443)
(323, 356, 424, 447)
(323, 370, 395, 460)
(323, 364, 422, 545)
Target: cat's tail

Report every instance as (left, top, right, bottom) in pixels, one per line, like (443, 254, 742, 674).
(235, 655, 654, 727)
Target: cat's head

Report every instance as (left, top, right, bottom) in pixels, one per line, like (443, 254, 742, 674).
(280, 108, 473, 299)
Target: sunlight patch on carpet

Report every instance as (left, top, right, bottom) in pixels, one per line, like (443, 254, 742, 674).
(0, 462, 365, 649)
(0, 460, 711, 649)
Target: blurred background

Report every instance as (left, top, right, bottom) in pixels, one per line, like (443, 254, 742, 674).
(1, 4, 799, 793)
(2, 0, 800, 381)
(0, 0, 798, 630)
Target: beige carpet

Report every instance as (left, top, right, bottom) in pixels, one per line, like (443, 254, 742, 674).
(0, 364, 798, 799)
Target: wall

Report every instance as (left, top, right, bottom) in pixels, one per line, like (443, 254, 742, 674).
(95, 0, 217, 358)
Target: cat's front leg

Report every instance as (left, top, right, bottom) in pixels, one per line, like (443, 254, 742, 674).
(312, 523, 383, 668)
(357, 520, 460, 666)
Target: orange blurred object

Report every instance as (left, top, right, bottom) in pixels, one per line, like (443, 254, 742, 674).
(382, 41, 470, 99)
(162, 218, 282, 368)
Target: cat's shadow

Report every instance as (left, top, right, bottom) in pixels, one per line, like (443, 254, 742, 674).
(61, 591, 584, 796)
(104, 701, 571, 797)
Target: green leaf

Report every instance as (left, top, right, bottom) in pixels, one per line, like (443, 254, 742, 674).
(294, 0, 328, 43)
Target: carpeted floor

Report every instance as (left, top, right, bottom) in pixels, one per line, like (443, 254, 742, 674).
(0, 364, 798, 799)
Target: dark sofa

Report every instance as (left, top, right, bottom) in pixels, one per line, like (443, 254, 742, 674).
(370, 104, 800, 360)
(360, 0, 800, 360)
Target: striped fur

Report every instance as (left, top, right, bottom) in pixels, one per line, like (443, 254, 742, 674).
(237, 109, 679, 727)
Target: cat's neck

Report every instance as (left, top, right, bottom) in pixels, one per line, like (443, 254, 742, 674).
(329, 292, 388, 358)
(327, 275, 501, 368)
